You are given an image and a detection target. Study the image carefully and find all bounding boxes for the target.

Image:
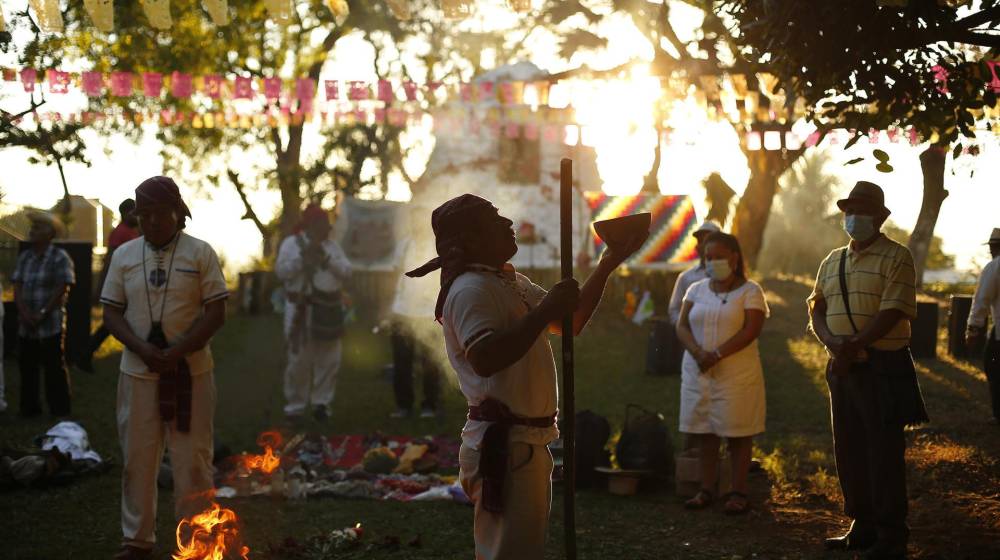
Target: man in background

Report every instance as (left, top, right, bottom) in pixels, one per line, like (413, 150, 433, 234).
(388, 206, 444, 419)
(13, 211, 75, 417)
(276, 204, 352, 423)
(668, 220, 722, 325)
(82, 198, 139, 372)
(101, 176, 227, 560)
(967, 227, 1000, 424)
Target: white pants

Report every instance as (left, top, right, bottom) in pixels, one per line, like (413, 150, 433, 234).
(459, 442, 553, 560)
(283, 338, 342, 416)
(117, 372, 216, 548)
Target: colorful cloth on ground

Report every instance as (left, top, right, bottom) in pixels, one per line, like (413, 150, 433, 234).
(584, 193, 698, 269)
(326, 435, 460, 470)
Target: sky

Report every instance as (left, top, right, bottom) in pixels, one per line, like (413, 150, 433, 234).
(1, 2, 998, 274)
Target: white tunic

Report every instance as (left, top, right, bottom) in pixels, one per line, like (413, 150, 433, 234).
(441, 265, 559, 450)
(679, 279, 769, 438)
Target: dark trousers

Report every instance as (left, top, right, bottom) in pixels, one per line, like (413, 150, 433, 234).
(391, 322, 442, 412)
(985, 330, 1000, 422)
(827, 364, 909, 548)
(19, 334, 71, 416)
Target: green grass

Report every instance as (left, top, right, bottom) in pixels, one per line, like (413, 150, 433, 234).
(2, 276, 999, 559)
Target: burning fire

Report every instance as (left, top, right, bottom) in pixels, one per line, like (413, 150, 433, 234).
(241, 430, 282, 475)
(174, 499, 249, 560)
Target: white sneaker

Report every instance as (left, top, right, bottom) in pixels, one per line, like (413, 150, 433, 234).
(419, 408, 438, 419)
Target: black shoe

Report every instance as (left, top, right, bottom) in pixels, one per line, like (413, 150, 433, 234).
(313, 406, 329, 422)
(824, 531, 877, 551)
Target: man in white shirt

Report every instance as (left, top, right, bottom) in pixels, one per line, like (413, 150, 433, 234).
(406, 194, 646, 560)
(100, 176, 228, 560)
(668, 220, 722, 326)
(967, 227, 1000, 424)
(389, 206, 444, 418)
(275, 204, 352, 423)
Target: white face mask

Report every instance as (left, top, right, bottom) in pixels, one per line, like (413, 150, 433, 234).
(706, 259, 733, 281)
(844, 214, 877, 241)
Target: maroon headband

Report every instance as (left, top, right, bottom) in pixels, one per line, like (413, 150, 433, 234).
(135, 176, 192, 218)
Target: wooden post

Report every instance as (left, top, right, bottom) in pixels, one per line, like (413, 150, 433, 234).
(559, 158, 576, 560)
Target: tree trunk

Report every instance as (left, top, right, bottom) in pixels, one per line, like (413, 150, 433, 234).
(277, 123, 306, 238)
(908, 146, 949, 288)
(731, 149, 801, 269)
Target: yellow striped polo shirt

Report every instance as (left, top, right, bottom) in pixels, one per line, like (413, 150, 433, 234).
(809, 235, 917, 351)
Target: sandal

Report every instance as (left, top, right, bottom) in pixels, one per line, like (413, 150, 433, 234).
(722, 491, 750, 515)
(684, 488, 715, 510)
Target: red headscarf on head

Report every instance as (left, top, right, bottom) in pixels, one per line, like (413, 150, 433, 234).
(294, 203, 330, 234)
(135, 176, 192, 220)
(405, 194, 500, 321)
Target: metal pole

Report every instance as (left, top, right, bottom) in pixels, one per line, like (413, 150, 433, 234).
(559, 158, 576, 560)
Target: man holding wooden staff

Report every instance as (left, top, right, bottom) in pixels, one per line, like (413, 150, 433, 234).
(406, 193, 645, 560)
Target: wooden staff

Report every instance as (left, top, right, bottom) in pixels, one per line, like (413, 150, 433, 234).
(559, 157, 576, 560)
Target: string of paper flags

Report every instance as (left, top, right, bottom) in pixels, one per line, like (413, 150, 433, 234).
(0, 0, 528, 34)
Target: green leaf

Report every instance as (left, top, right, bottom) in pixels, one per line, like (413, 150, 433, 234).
(952, 143, 962, 159)
(872, 149, 889, 162)
(876, 163, 894, 173)
(844, 133, 863, 150)
(845, 157, 864, 165)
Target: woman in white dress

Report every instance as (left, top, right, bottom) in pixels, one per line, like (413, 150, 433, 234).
(675, 232, 769, 514)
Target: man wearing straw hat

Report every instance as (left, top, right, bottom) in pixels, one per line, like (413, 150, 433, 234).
(808, 181, 928, 560)
(12, 210, 74, 417)
(966, 227, 1000, 424)
(100, 176, 228, 560)
(406, 194, 645, 560)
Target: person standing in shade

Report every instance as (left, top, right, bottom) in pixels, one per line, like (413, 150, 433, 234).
(389, 206, 444, 419)
(406, 194, 646, 560)
(100, 176, 228, 560)
(966, 227, 1000, 424)
(82, 198, 140, 372)
(13, 211, 75, 417)
(808, 181, 928, 560)
(276, 203, 352, 423)
(669, 220, 723, 326)
(675, 232, 768, 515)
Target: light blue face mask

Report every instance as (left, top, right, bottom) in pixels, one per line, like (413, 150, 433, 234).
(706, 259, 733, 281)
(844, 214, 877, 241)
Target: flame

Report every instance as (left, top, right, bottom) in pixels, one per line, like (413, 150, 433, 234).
(241, 431, 283, 475)
(174, 501, 249, 560)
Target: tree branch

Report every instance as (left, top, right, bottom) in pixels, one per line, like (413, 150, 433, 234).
(227, 169, 269, 237)
(955, 6, 1000, 29)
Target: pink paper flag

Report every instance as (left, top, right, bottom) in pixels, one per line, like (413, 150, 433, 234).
(263, 77, 283, 101)
(110, 72, 133, 97)
(524, 122, 539, 140)
(142, 73, 163, 97)
(460, 82, 473, 102)
(499, 82, 514, 105)
(20, 68, 37, 92)
(480, 81, 494, 100)
(377, 80, 394, 102)
(987, 61, 1000, 93)
(868, 128, 880, 144)
(505, 122, 519, 138)
(402, 81, 418, 101)
(234, 77, 253, 99)
(374, 108, 387, 122)
(324, 80, 339, 101)
(425, 81, 443, 98)
(348, 81, 369, 101)
(388, 108, 406, 126)
(542, 124, 559, 142)
(931, 65, 948, 94)
(171, 72, 193, 98)
(203, 75, 223, 99)
(908, 127, 919, 146)
(295, 78, 316, 100)
(48, 70, 70, 94)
